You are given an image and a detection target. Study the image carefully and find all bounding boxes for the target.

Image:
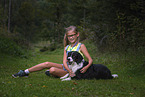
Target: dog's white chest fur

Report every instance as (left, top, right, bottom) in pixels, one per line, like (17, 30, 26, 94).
(70, 62, 83, 73)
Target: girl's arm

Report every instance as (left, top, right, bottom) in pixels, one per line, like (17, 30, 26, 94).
(63, 47, 73, 74)
(80, 44, 93, 73)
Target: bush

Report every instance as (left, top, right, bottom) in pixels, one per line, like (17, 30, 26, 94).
(0, 37, 25, 57)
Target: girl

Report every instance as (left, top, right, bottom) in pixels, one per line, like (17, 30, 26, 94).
(12, 26, 93, 78)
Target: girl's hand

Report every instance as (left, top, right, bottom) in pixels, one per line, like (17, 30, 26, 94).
(69, 70, 76, 77)
(80, 44, 93, 73)
(80, 66, 88, 73)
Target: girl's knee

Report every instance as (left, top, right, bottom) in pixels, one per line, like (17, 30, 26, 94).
(49, 67, 56, 74)
(40, 62, 50, 67)
(43, 62, 50, 65)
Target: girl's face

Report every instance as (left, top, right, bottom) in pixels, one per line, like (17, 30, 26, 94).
(67, 31, 79, 44)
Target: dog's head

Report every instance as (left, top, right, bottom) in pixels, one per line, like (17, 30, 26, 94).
(67, 51, 83, 64)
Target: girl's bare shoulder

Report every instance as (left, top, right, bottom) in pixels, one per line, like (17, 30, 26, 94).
(80, 43, 87, 51)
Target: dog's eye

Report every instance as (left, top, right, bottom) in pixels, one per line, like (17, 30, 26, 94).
(67, 58, 70, 61)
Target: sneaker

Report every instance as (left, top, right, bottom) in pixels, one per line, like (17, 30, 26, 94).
(45, 70, 50, 76)
(12, 70, 29, 78)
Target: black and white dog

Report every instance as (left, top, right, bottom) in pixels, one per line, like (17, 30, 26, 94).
(60, 51, 118, 81)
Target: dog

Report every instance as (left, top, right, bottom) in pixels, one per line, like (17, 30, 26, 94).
(60, 51, 118, 81)
(60, 51, 85, 81)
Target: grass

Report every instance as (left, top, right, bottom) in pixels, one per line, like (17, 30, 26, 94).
(0, 43, 145, 97)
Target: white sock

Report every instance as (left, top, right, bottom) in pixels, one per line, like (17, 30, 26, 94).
(24, 69, 30, 74)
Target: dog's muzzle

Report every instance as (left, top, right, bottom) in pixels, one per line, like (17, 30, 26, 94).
(67, 57, 73, 64)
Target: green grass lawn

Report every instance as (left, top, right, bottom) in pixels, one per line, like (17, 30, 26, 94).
(0, 47, 145, 97)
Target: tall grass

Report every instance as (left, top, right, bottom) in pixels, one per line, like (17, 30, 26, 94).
(0, 41, 145, 97)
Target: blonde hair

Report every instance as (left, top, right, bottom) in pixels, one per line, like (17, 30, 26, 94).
(64, 26, 79, 47)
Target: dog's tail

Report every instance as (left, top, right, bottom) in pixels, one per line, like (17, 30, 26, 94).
(112, 74, 118, 78)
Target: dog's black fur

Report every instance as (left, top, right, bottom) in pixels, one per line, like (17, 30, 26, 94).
(67, 51, 113, 80)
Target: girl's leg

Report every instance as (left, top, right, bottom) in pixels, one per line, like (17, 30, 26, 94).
(49, 67, 68, 77)
(12, 62, 65, 78)
(28, 62, 63, 73)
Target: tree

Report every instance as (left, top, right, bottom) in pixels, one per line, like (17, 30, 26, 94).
(8, 0, 11, 33)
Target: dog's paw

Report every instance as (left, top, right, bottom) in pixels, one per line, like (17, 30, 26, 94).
(60, 73, 69, 79)
(61, 77, 71, 81)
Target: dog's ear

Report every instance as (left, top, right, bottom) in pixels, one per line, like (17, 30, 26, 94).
(75, 52, 83, 64)
(67, 52, 72, 57)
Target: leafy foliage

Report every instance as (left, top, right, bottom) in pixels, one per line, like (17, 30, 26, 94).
(0, 36, 25, 56)
(0, 0, 145, 52)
